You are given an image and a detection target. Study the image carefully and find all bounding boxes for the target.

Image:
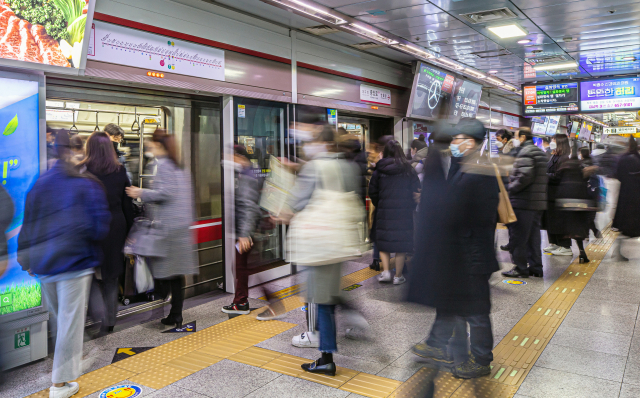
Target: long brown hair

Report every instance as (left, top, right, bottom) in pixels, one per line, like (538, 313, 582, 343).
(79, 132, 121, 175)
(152, 128, 180, 166)
(554, 133, 570, 156)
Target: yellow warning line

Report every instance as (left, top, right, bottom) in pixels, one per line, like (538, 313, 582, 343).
(391, 228, 618, 398)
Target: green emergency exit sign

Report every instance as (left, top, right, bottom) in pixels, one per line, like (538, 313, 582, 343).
(15, 328, 30, 349)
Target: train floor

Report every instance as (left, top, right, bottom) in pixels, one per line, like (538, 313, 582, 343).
(3, 227, 640, 398)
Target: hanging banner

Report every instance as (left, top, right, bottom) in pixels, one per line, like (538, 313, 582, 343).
(489, 131, 499, 158)
(88, 21, 225, 81)
(327, 109, 338, 127)
(360, 84, 391, 106)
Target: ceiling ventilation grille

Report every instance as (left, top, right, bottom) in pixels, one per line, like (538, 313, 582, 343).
(471, 48, 512, 58)
(351, 42, 384, 50)
(302, 25, 339, 35)
(459, 8, 518, 24)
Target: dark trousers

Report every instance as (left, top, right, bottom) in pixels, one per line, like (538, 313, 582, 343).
(427, 311, 493, 366)
(548, 233, 571, 248)
(512, 209, 543, 275)
(233, 248, 251, 304)
(101, 278, 119, 327)
(157, 277, 184, 315)
(318, 304, 337, 353)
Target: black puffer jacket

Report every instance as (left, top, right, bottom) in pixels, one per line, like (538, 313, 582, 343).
(369, 158, 420, 253)
(508, 141, 548, 210)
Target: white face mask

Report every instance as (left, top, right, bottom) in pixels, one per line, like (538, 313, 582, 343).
(496, 141, 504, 149)
(303, 143, 327, 160)
(512, 139, 521, 148)
(549, 141, 557, 150)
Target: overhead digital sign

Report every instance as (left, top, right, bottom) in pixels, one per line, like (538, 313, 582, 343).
(449, 79, 482, 123)
(522, 82, 579, 115)
(408, 63, 455, 119)
(580, 77, 640, 111)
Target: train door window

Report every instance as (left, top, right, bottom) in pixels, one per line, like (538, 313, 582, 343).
(235, 98, 286, 266)
(192, 103, 222, 219)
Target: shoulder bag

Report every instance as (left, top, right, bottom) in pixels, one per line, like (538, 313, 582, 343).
(492, 164, 517, 224)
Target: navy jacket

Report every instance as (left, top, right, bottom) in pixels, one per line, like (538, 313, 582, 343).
(18, 162, 111, 275)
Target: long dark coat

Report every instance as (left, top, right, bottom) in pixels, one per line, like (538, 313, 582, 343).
(554, 159, 590, 239)
(408, 149, 499, 316)
(613, 152, 640, 237)
(91, 166, 134, 280)
(544, 153, 570, 233)
(368, 158, 420, 253)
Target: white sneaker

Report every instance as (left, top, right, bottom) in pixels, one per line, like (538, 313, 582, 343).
(551, 247, 573, 256)
(378, 271, 392, 283)
(543, 244, 559, 253)
(393, 276, 406, 285)
(292, 331, 320, 348)
(50, 382, 79, 398)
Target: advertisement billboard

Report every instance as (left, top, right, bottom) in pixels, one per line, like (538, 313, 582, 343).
(580, 77, 640, 111)
(449, 78, 482, 123)
(522, 82, 579, 115)
(0, 76, 42, 317)
(0, 0, 96, 74)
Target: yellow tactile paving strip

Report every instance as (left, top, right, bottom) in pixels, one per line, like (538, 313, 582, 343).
(393, 228, 618, 398)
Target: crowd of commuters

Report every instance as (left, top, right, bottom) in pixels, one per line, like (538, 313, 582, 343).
(8, 117, 640, 397)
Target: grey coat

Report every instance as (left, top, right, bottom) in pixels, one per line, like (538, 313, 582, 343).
(288, 153, 361, 305)
(142, 157, 198, 279)
(236, 168, 261, 238)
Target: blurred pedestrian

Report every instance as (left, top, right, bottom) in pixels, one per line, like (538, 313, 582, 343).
(221, 145, 261, 316)
(409, 118, 499, 379)
(369, 140, 420, 285)
(126, 129, 197, 328)
(553, 141, 591, 263)
(496, 129, 517, 155)
(283, 124, 362, 376)
(502, 127, 548, 278)
(80, 132, 134, 334)
(544, 134, 573, 256)
(18, 131, 111, 398)
(69, 135, 85, 165)
(409, 135, 428, 167)
(611, 137, 640, 261)
(581, 147, 601, 239)
(368, 135, 395, 271)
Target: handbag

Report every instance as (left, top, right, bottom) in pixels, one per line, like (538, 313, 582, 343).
(124, 217, 168, 258)
(133, 255, 154, 293)
(286, 159, 365, 266)
(493, 164, 517, 224)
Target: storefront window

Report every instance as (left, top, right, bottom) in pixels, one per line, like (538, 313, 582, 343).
(235, 98, 286, 266)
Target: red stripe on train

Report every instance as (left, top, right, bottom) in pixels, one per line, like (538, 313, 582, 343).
(192, 219, 222, 244)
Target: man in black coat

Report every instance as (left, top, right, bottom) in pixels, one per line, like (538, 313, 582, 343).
(502, 127, 548, 278)
(409, 119, 499, 379)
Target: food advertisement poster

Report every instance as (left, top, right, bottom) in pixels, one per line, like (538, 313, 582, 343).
(0, 0, 95, 72)
(88, 21, 226, 81)
(0, 77, 42, 316)
(580, 77, 640, 111)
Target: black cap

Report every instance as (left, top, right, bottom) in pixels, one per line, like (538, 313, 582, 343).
(456, 118, 487, 141)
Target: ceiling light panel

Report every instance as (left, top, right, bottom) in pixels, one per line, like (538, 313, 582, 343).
(487, 24, 528, 39)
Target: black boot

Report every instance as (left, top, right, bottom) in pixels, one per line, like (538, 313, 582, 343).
(579, 251, 590, 264)
(161, 313, 183, 328)
(370, 259, 381, 271)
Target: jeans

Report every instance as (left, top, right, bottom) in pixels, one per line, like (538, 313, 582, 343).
(317, 304, 337, 353)
(426, 311, 493, 366)
(42, 273, 92, 383)
(511, 209, 543, 275)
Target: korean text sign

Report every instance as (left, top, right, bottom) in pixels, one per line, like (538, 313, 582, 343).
(580, 77, 640, 111)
